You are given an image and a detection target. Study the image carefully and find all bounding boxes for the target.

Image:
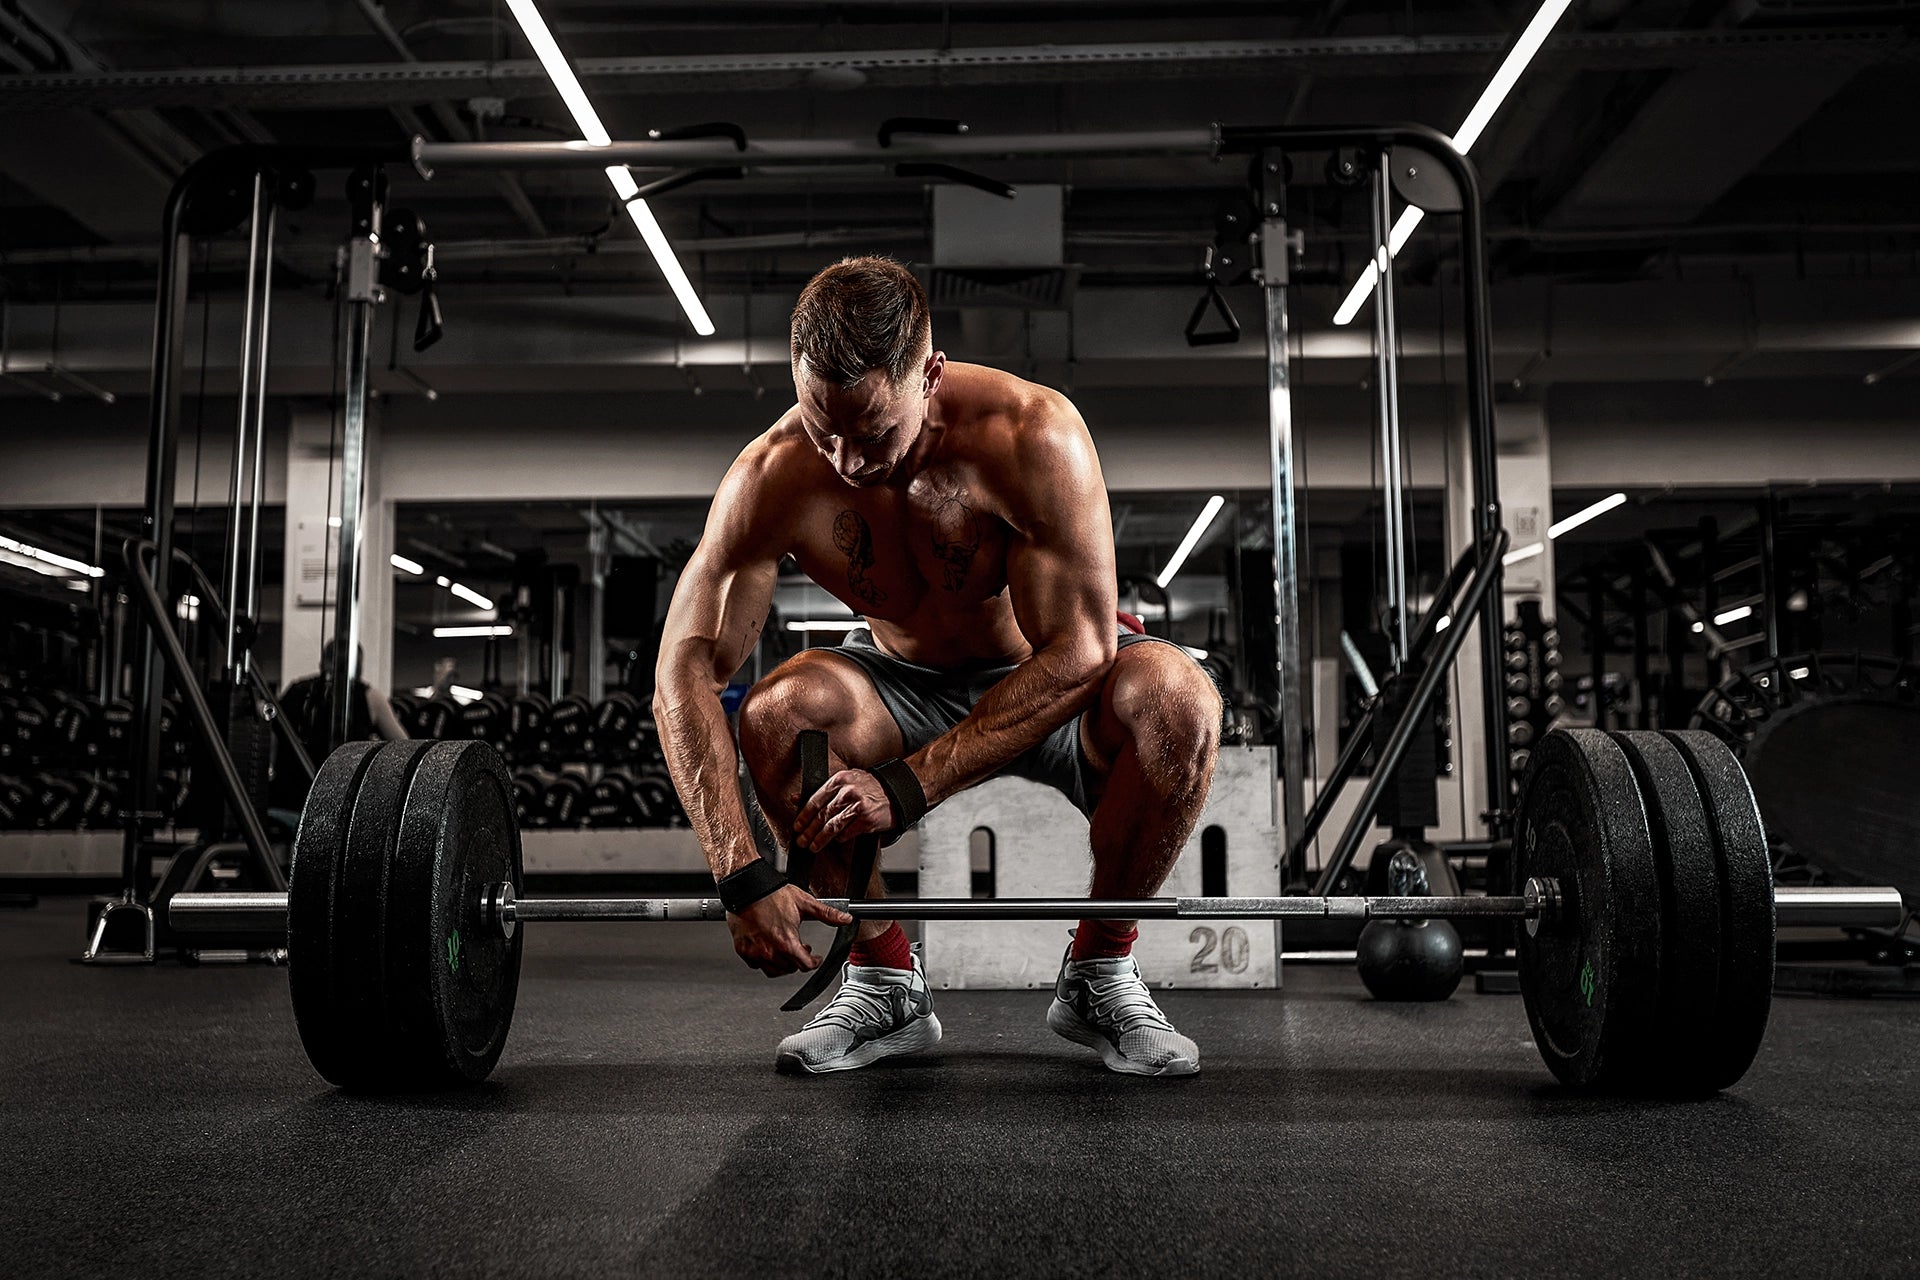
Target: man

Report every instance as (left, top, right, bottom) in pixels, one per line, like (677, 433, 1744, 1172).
(273, 640, 408, 810)
(654, 257, 1222, 1077)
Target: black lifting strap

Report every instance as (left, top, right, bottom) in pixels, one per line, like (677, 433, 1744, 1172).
(781, 729, 879, 1013)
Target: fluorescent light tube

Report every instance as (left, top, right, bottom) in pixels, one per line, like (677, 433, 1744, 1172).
(785, 620, 869, 633)
(623, 197, 717, 336)
(1155, 494, 1226, 588)
(1713, 605, 1753, 626)
(0, 534, 104, 578)
(390, 554, 424, 575)
(606, 165, 640, 201)
(1503, 542, 1544, 566)
(1334, 0, 1575, 325)
(1549, 492, 1627, 539)
(433, 625, 514, 638)
(447, 582, 495, 610)
(503, 0, 610, 146)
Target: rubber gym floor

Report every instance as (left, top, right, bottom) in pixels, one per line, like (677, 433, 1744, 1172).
(4, 897, 1916, 1280)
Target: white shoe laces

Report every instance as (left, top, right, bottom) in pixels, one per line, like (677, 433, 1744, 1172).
(807, 973, 898, 1033)
(1084, 971, 1176, 1035)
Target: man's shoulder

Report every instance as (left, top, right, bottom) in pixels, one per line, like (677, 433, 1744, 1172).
(728, 409, 814, 485)
(945, 363, 1084, 458)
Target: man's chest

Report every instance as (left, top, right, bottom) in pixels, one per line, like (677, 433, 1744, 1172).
(792, 473, 1013, 617)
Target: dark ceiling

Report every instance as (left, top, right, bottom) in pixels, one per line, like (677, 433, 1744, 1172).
(2, 1, 1916, 395)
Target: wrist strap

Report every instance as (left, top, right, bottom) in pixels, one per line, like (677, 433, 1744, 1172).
(870, 758, 928, 832)
(716, 858, 787, 915)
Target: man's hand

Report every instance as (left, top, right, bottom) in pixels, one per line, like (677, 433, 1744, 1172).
(792, 767, 894, 853)
(726, 883, 854, 977)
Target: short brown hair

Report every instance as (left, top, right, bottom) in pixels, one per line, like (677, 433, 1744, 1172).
(789, 256, 931, 389)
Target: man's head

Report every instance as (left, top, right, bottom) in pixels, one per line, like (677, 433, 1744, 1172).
(789, 256, 943, 488)
(319, 639, 367, 679)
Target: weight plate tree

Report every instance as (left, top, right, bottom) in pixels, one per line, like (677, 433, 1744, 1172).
(178, 734, 1904, 1094)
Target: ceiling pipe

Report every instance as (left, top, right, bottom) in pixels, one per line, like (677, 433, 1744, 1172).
(352, 0, 550, 237)
(5, 29, 1904, 110)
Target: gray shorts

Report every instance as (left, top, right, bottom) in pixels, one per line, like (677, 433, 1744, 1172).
(822, 627, 1196, 816)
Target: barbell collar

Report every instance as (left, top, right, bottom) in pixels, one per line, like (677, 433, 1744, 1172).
(1773, 884, 1908, 929)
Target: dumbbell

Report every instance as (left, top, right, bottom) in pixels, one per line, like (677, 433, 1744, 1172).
(508, 693, 550, 760)
(540, 772, 590, 828)
(82, 775, 122, 828)
(411, 696, 458, 740)
(389, 693, 423, 730)
(31, 771, 84, 828)
(511, 769, 546, 828)
(631, 769, 682, 827)
(47, 692, 99, 763)
(456, 691, 510, 746)
(592, 693, 641, 760)
(544, 694, 593, 761)
(586, 772, 636, 827)
(0, 773, 33, 828)
(155, 770, 191, 822)
(4, 693, 50, 761)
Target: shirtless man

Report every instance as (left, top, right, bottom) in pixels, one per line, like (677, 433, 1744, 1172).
(653, 257, 1222, 1077)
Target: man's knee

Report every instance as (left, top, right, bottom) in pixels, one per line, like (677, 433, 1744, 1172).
(1109, 645, 1221, 782)
(737, 652, 861, 765)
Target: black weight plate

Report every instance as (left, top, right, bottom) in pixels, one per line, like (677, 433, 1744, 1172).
(1664, 730, 1775, 1091)
(328, 739, 439, 1089)
(1610, 731, 1723, 1093)
(390, 741, 522, 1086)
(1516, 729, 1664, 1089)
(287, 741, 381, 1088)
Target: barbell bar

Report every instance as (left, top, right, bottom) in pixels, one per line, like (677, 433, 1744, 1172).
(165, 881, 1904, 938)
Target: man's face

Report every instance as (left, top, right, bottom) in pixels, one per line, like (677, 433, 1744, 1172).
(794, 355, 939, 488)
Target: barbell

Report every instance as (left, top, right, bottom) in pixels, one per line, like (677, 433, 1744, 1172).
(169, 729, 1906, 1095)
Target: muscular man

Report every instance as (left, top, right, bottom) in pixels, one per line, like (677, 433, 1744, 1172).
(654, 257, 1222, 1077)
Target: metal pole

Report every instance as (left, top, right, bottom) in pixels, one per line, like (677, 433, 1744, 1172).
(1371, 157, 1409, 667)
(330, 227, 380, 748)
(122, 187, 195, 902)
(164, 883, 1910, 935)
(1758, 490, 1781, 660)
(1256, 154, 1308, 887)
(242, 198, 278, 677)
(224, 172, 267, 675)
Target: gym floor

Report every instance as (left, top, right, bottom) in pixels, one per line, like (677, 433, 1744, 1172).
(6, 898, 1916, 1280)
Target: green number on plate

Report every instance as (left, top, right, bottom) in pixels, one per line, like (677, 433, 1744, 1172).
(446, 929, 463, 974)
(1578, 959, 1595, 1008)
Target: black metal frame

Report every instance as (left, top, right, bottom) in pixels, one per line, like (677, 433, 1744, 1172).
(106, 146, 403, 948)
(1217, 124, 1509, 885)
(122, 540, 283, 890)
(119, 125, 1511, 929)
(1283, 526, 1510, 887)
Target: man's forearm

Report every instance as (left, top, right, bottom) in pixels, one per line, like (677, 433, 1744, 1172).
(907, 643, 1110, 807)
(654, 680, 761, 880)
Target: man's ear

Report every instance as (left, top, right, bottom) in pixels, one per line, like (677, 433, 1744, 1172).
(923, 349, 946, 396)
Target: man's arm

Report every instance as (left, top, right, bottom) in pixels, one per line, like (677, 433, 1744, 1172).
(654, 443, 855, 976)
(909, 397, 1118, 804)
(795, 394, 1117, 852)
(366, 686, 409, 741)
(654, 451, 786, 881)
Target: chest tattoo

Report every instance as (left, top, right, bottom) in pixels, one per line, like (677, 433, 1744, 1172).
(832, 510, 888, 606)
(929, 491, 983, 591)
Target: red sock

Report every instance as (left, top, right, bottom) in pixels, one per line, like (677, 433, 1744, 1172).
(849, 921, 913, 971)
(1071, 919, 1139, 962)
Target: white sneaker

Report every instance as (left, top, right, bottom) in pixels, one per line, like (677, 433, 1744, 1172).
(1046, 944, 1200, 1077)
(775, 944, 943, 1075)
